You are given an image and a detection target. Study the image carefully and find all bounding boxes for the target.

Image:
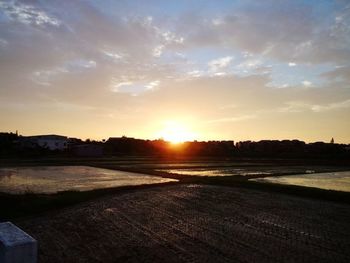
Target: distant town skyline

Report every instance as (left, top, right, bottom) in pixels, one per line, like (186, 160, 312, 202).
(1, 1, 350, 143)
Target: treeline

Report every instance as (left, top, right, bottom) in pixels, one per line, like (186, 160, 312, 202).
(235, 140, 349, 158)
(0, 132, 18, 156)
(104, 137, 235, 156)
(1, 132, 349, 159)
(104, 137, 350, 159)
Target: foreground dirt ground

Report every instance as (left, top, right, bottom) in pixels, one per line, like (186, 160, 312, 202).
(18, 184, 350, 263)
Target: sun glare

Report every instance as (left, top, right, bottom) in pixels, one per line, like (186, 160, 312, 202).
(159, 121, 196, 144)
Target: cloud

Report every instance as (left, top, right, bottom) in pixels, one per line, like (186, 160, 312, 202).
(212, 18, 224, 26)
(0, 38, 8, 47)
(153, 45, 164, 57)
(68, 60, 97, 70)
(321, 65, 350, 83)
(207, 115, 256, 124)
(0, 1, 183, 98)
(111, 81, 134, 93)
(278, 101, 314, 113)
(311, 99, 350, 112)
(187, 70, 203, 78)
(145, 80, 160, 90)
(0, 1, 61, 27)
(302, 80, 312, 87)
(179, 1, 350, 64)
(161, 31, 184, 45)
(30, 59, 97, 86)
(102, 50, 124, 61)
(237, 59, 262, 70)
(279, 99, 350, 113)
(110, 79, 160, 94)
(32, 68, 66, 86)
(208, 56, 233, 72)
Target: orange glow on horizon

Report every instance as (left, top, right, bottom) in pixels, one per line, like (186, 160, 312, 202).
(158, 120, 196, 144)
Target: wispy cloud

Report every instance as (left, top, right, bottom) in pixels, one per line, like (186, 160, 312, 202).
(187, 70, 203, 78)
(0, 1, 61, 27)
(153, 45, 164, 57)
(302, 80, 312, 87)
(279, 100, 350, 113)
(145, 80, 160, 90)
(207, 115, 256, 124)
(208, 56, 233, 73)
(311, 99, 350, 112)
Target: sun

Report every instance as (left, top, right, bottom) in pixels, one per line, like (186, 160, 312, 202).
(159, 121, 196, 144)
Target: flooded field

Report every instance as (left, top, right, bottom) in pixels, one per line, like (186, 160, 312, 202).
(158, 166, 333, 177)
(158, 167, 272, 176)
(252, 171, 350, 192)
(0, 166, 176, 194)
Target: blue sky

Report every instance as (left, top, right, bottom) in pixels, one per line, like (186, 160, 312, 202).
(0, 0, 350, 142)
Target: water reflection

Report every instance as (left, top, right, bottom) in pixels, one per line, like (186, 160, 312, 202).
(161, 168, 273, 176)
(158, 166, 336, 177)
(0, 169, 17, 178)
(0, 166, 177, 194)
(251, 171, 350, 192)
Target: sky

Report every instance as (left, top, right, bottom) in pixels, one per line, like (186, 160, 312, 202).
(0, 0, 350, 143)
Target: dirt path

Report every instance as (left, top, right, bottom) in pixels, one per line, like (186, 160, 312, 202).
(18, 184, 350, 263)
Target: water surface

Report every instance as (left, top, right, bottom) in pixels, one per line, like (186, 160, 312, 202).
(159, 168, 272, 176)
(251, 171, 350, 192)
(158, 166, 321, 177)
(0, 166, 177, 194)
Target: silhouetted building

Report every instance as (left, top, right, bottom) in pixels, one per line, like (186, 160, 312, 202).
(19, 135, 68, 151)
(72, 144, 104, 157)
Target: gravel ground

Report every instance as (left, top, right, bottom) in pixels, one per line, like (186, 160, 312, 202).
(18, 184, 350, 263)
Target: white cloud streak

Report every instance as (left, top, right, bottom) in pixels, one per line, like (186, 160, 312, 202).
(0, 1, 61, 27)
(208, 56, 233, 72)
